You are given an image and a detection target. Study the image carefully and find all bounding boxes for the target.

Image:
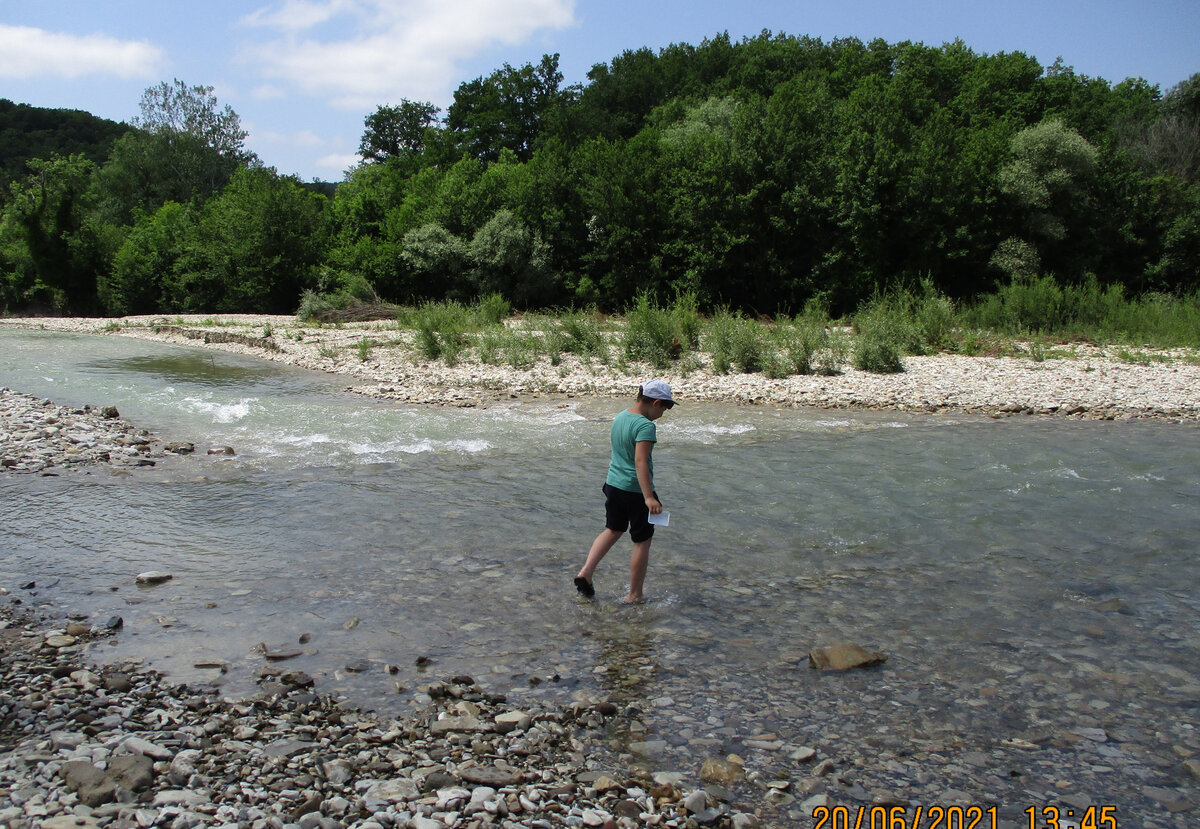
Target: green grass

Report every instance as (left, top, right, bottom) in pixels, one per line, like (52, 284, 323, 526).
(960, 275, 1200, 348)
(368, 281, 1199, 374)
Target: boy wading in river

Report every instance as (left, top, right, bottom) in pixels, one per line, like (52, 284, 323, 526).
(575, 379, 675, 604)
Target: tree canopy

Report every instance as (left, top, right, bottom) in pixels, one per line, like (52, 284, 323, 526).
(2, 36, 1197, 317)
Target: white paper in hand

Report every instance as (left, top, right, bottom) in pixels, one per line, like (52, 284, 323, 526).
(648, 510, 670, 527)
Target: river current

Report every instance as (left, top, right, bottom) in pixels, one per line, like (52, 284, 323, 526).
(2, 329, 1199, 818)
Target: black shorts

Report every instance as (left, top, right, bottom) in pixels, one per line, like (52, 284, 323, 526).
(603, 483, 657, 543)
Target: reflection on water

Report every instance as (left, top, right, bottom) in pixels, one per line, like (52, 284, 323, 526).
(3, 329, 1200, 815)
(90, 354, 283, 387)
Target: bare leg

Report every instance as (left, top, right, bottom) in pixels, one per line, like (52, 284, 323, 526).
(577, 528, 623, 585)
(625, 539, 651, 604)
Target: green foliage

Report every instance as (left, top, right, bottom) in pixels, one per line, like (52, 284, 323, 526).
(0, 99, 127, 200)
(400, 222, 472, 301)
(5, 37, 1200, 323)
(0, 154, 110, 313)
(852, 298, 907, 373)
(405, 300, 475, 364)
(97, 81, 255, 224)
(359, 100, 440, 165)
(962, 274, 1200, 346)
(163, 167, 326, 313)
(545, 309, 606, 357)
(468, 209, 555, 307)
(447, 54, 565, 162)
(992, 119, 1099, 280)
(622, 292, 699, 368)
(772, 314, 845, 376)
(101, 201, 190, 315)
(474, 292, 511, 325)
(706, 310, 768, 374)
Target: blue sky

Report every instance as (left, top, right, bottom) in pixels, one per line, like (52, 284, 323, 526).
(2, 0, 1196, 182)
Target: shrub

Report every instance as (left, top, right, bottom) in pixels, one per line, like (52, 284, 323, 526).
(911, 280, 956, 353)
(852, 299, 906, 373)
(707, 310, 768, 374)
(554, 309, 605, 356)
(624, 293, 682, 368)
(474, 292, 511, 325)
(409, 300, 472, 364)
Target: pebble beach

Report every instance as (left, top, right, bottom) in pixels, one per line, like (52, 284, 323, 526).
(3, 313, 1200, 422)
(2, 314, 1200, 828)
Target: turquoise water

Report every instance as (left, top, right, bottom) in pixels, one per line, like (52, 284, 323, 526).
(2, 329, 1199, 815)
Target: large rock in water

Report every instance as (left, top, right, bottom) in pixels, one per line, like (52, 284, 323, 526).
(135, 571, 173, 586)
(808, 643, 887, 671)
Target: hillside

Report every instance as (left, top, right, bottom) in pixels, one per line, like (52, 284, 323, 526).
(0, 98, 130, 195)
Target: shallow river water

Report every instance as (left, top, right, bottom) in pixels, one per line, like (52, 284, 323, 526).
(2, 329, 1199, 823)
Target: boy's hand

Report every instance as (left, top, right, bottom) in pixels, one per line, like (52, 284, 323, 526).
(645, 496, 662, 514)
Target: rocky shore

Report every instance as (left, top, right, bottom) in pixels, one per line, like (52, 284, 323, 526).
(2, 315, 1199, 422)
(3, 316, 1200, 828)
(0, 600, 767, 829)
(0, 388, 210, 474)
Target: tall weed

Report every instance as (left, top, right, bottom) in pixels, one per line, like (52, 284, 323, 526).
(852, 298, 906, 373)
(623, 292, 697, 368)
(707, 310, 768, 374)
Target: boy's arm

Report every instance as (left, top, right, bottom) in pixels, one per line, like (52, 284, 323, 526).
(634, 440, 661, 514)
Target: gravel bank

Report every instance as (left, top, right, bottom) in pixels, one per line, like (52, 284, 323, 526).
(0, 600, 766, 829)
(0, 388, 195, 474)
(3, 315, 1198, 422)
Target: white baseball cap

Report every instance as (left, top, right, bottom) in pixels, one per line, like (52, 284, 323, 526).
(640, 379, 676, 407)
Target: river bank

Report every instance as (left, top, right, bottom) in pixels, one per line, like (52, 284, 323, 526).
(0, 599, 767, 829)
(4, 318, 1200, 827)
(2, 315, 1199, 422)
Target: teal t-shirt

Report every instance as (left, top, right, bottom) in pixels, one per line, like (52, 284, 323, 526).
(606, 408, 657, 493)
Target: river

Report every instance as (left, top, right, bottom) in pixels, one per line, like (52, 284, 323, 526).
(2, 328, 1199, 820)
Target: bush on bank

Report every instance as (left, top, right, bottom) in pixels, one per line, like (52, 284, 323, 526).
(296, 277, 1199, 377)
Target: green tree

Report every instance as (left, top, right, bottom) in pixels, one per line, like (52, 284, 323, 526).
(99, 201, 191, 314)
(96, 80, 255, 223)
(468, 208, 555, 306)
(447, 54, 565, 161)
(0, 99, 128, 202)
(657, 95, 764, 308)
(399, 223, 471, 301)
(992, 119, 1099, 278)
(166, 167, 326, 312)
(570, 131, 668, 307)
(0, 154, 110, 312)
(359, 100, 441, 166)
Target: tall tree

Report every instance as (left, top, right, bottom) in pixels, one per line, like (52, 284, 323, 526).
(166, 167, 325, 312)
(447, 54, 565, 161)
(0, 154, 111, 313)
(97, 80, 255, 222)
(358, 100, 441, 165)
(992, 119, 1099, 279)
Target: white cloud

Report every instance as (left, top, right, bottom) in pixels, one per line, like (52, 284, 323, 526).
(293, 129, 330, 148)
(0, 24, 164, 80)
(316, 151, 361, 174)
(250, 83, 288, 101)
(239, 0, 576, 110)
(241, 0, 360, 32)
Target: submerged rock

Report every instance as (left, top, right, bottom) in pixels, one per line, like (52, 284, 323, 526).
(808, 642, 888, 670)
(135, 571, 173, 586)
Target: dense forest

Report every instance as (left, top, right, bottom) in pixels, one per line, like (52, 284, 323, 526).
(0, 99, 129, 196)
(1, 33, 1197, 318)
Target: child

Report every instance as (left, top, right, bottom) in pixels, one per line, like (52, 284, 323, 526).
(575, 379, 675, 603)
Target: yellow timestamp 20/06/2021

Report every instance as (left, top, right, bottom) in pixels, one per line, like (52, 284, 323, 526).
(810, 804, 1117, 829)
